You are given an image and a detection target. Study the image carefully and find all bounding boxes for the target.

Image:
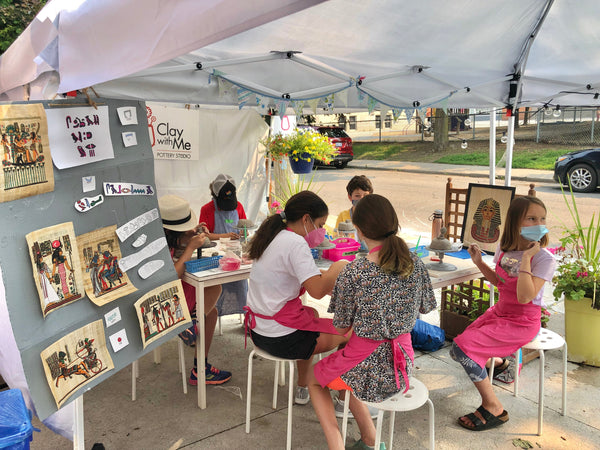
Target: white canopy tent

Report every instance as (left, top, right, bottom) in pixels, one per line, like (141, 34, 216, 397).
(2, 0, 600, 112)
(3, 0, 600, 185)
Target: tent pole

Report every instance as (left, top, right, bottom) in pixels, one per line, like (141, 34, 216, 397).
(505, 115, 516, 186)
(489, 108, 496, 185)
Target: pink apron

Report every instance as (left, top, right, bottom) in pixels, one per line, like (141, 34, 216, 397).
(243, 291, 340, 347)
(314, 332, 413, 393)
(453, 253, 541, 368)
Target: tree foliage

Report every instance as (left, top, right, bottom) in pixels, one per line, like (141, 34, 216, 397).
(0, 0, 47, 54)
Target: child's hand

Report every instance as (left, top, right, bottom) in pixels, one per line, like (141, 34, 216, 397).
(189, 232, 208, 250)
(467, 243, 482, 263)
(523, 241, 541, 258)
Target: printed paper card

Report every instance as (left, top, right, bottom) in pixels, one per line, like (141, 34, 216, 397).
(40, 320, 114, 408)
(0, 103, 54, 203)
(76, 225, 137, 306)
(117, 106, 138, 125)
(46, 106, 114, 169)
(134, 280, 191, 348)
(26, 222, 85, 318)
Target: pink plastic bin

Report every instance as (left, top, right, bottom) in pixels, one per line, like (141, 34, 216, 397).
(323, 237, 361, 262)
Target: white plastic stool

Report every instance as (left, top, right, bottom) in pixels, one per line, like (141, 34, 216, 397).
(488, 328, 567, 436)
(516, 329, 567, 436)
(131, 339, 187, 401)
(342, 378, 434, 450)
(245, 346, 296, 450)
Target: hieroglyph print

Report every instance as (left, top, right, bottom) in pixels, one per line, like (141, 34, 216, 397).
(40, 320, 114, 408)
(26, 222, 85, 317)
(77, 225, 137, 306)
(134, 279, 191, 348)
(0, 103, 54, 203)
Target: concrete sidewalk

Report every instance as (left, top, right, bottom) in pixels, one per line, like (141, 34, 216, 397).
(348, 160, 555, 184)
(29, 293, 599, 449)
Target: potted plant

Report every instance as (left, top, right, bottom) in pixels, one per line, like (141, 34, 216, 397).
(262, 128, 336, 174)
(552, 186, 600, 366)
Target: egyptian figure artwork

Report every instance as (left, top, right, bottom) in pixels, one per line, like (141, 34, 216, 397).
(134, 280, 191, 349)
(77, 225, 137, 306)
(26, 222, 85, 317)
(470, 197, 502, 244)
(0, 103, 54, 203)
(40, 320, 114, 408)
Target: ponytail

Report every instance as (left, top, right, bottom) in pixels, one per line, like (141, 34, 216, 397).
(248, 214, 287, 259)
(353, 194, 414, 277)
(248, 191, 327, 260)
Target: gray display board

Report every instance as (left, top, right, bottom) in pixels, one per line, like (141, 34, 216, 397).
(0, 98, 183, 420)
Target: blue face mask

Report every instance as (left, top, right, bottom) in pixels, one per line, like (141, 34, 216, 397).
(351, 199, 360, 207)
(520, 225, 549, 242)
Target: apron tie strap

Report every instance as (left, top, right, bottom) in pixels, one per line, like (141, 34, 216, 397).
(242, 305, 274, 348)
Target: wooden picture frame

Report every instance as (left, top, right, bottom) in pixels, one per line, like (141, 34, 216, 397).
(461, 183, 515, 254)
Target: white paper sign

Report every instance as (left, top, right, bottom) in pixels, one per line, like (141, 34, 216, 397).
(122, 131, 137, 147)
(104, 306, 122, 328)
(117, 106, 138, 125)
(46, 105, 114, 169)
(115, 209, 160, 242)
(82, 175, 96, 193)
(118, 237, 167, 272)
(109, 329, 129, 352)
(147, 103, 200, 160)
(103, 182, 154, 196)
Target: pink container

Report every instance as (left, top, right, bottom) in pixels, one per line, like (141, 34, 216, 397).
(219, 256, 241, 271)
(323, 237, 361, 261)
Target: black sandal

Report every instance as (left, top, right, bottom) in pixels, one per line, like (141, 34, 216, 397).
(458, 406, 509, 431)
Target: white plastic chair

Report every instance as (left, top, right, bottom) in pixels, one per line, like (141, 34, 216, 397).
(245, 346, 295, 450)
(341, 378, 435, 450)
(131, 339, 187, 401)
(489, 328, 567, 436)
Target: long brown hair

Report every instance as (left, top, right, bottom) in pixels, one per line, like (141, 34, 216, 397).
(500, 196, 549, 251)
(248, 191, 328, 260)
(353, 194, 413, 277)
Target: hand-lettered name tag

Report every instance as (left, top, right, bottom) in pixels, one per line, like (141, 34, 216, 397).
(74, 194, 104, 212)
(103, 182, 155, 196)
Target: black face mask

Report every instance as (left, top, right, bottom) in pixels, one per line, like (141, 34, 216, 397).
(215, 181, 237, 211)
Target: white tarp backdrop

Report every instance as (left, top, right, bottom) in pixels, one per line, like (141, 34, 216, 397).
(2, 0, 600, 114)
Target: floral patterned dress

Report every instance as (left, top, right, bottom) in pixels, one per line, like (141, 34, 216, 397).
(325, 253, 437, 402)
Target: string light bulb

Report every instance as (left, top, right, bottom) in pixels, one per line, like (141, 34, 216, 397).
(544, 105, 553, 116)
(553, 105, 561, 118)
(461, 140, 468, 149)
(464, 118, 471, 127)
(500, 132, 508, 144)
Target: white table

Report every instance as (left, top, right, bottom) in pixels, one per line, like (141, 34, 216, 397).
(425, 254, 493, 289)
(183, 253, 491, 409)
(182, 264, 252, 409)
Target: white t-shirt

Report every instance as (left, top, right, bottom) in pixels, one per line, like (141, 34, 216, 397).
(247, 230, 321, 337)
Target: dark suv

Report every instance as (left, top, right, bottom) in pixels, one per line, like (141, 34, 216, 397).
(312, 126, 354, 169)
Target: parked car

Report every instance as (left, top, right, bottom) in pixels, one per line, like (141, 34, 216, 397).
(553, 148, 600, 193)
(301, 126, 353, 169)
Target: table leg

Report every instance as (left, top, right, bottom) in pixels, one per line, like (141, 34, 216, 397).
(197, 281, 206, 409)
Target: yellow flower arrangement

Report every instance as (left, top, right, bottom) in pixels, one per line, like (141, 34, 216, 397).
(262, 128, 337, 165)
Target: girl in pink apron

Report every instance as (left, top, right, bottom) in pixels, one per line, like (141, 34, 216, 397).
(308, 194, 437, 450)
(452, 196, 556, 431)
(244, 191, 349, 406)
